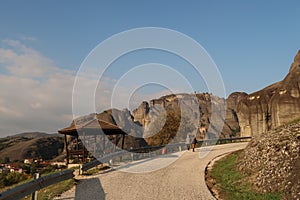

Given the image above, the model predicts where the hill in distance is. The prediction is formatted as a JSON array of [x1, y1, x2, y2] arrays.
[[2, 132, 61, 139], [0, 132, 64, 162]]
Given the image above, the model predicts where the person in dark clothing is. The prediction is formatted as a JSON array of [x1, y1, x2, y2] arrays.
[[191, 137, 197, 152]]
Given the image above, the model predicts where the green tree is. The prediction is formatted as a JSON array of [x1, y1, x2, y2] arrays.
[[0, 172, 28, 188], [3, 157, 10, 164]]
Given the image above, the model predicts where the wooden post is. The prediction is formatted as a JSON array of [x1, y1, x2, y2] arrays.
[[64, 134, 69, 165], [76, 135, 79, 150], [102, 136, 105, 155], [83, 132, 86, 163], [94, 135, 97, 158], [130, 147, 134, 161], [114, 135, 117, 152], [31, 173, 40, 200], [121, 134, 125, 149]]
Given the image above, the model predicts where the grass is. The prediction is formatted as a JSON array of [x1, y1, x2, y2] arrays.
[[82, 165, 110, 176], [23, 178, 76, 200], [285, 117, 300, 126], [210, 150, 282, 200]]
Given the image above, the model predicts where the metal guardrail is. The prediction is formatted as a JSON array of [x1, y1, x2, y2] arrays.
[[196, 136, 252, 146], [80, 150, 127, 172], [0, 169, 74, 200], [80, 136, 252, 173]]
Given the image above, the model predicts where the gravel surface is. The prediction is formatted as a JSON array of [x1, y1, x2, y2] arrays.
[[55, 142, 248, 200]]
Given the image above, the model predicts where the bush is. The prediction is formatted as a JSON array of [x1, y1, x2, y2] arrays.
[[0, 172, 29, 188]]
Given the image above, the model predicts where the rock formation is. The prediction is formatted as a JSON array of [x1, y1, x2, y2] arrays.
[[223, 92, 247, 137], [132, 93, 242, 140], [237, 50, 300, 136]]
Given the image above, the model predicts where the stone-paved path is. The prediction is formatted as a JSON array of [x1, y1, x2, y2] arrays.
[[54, 142, 248, 200]]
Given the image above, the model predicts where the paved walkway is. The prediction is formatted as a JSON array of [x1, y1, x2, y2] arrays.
[[54, 142, 248, 200]]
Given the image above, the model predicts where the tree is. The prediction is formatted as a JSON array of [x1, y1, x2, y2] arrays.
[[3, 157, 10, 164]]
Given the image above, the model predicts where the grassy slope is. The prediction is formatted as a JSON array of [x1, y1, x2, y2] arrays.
[[0, 136, 64, 162], [211, 151, 282, 200]]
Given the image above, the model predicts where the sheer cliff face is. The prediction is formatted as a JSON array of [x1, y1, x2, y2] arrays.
[[237, 50, 300, 137], [224, 92, 248, 136], [132, 93, 243, 139]]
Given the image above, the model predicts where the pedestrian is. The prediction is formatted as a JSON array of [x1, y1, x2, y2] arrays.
[[185, 135, 190, 151], [191, 137, 197, 152]]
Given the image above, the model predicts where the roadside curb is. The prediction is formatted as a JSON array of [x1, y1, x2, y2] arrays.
[[204, 152, 233, 200]]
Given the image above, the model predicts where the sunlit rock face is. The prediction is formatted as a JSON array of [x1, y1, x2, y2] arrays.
[[133, 92, 241, 140], [237, 50, 300, 137]]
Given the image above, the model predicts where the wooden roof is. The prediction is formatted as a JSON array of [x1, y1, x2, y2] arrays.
[[58, 118, 126, 136]]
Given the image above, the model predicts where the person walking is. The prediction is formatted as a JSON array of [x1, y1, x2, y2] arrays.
[[191, 137, 197, 152], [185, 135, 191, 151]]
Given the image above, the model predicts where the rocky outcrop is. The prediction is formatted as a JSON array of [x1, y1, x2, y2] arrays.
[[237, 122, 300, 199], [132, 101, 150, 126], [133, 92, 242, 140], [223, 92, 247, 137], [237, 50, 300, 136], [133, 93, 201, 145]]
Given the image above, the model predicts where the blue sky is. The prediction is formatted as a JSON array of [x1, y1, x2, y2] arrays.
[[0, 1, 300, 135]]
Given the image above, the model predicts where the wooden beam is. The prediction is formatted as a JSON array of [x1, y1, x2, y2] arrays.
[[76, 135, 79, 150], [64, 134, 69, 165], [121, 134, 125, 149], [83, 132, 86, 163], [94, 135, 96, 157], [102, 136, 105, 155], [114, 135, 117, 152]]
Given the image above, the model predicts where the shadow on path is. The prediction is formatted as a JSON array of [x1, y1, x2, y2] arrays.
[[75, 178, 105, 200]]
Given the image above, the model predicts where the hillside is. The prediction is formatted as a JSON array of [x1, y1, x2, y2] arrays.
[[0, 134, 64, 162], [237, 121, 300, 199], [10, 132, 61, 139]]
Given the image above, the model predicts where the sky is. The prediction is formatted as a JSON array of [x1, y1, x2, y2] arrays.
[[0, 1, 300, 136]]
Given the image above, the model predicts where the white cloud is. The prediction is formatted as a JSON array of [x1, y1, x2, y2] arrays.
[[0, 40, 76, 137], [30, 102, 42, 109], [0, 39, 57, 78], [0, 40, 185, 137]]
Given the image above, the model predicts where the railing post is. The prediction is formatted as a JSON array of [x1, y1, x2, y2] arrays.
[[130, 147, 134, 161], [31, 173, 40, 200], [79, 164, 83, 175]]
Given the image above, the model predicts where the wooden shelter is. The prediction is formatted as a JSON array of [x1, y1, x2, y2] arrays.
[[58, 119, 127, 164]]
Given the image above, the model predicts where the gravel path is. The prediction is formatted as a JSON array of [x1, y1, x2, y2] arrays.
[[55, 142, 248, 200]]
